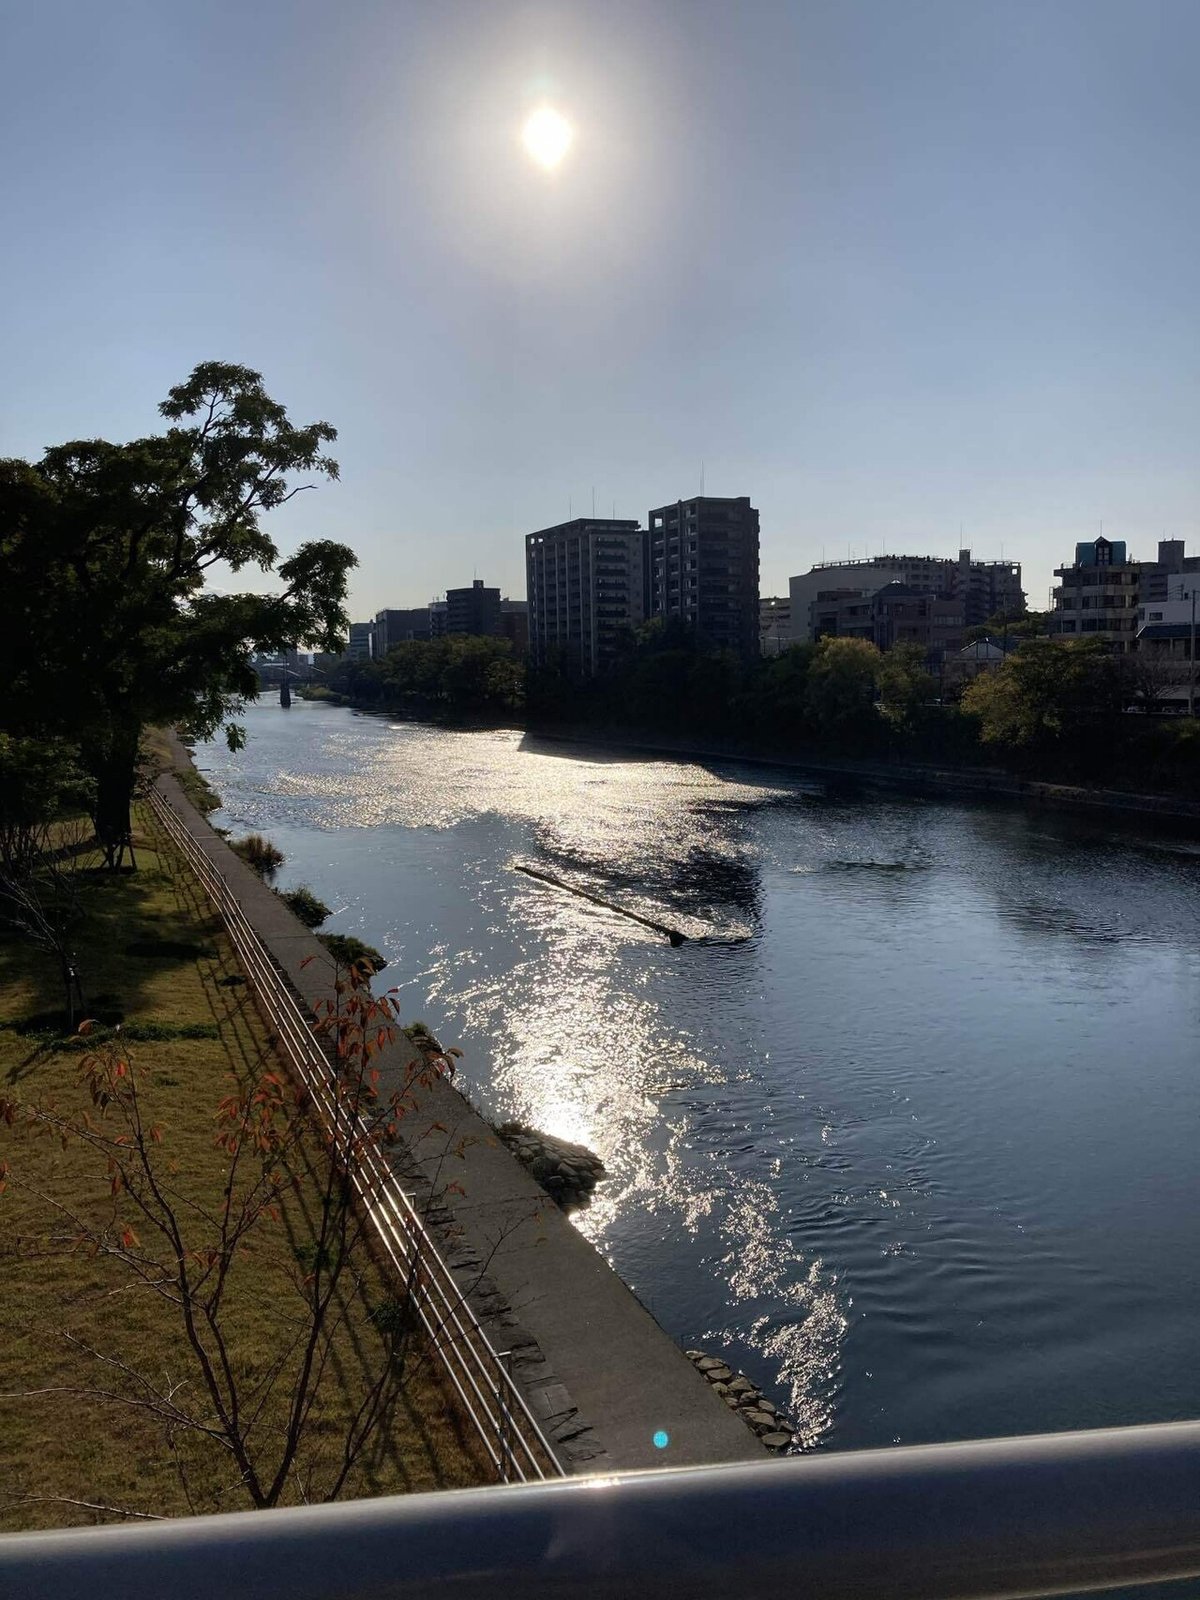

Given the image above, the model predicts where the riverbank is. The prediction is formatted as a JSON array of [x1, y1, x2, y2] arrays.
[[524, 724, 1200, 828], [0, 798, 488, 1528], [303, 690, 1200, 827], [159, 733, 767, 1474]]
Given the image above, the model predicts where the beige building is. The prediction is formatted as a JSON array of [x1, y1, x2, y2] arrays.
[[1049, 537, 1140, 652], [790, 549, 1022, 642]]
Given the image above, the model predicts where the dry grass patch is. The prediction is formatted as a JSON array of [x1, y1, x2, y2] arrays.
[[0, 803, 489, 1529]]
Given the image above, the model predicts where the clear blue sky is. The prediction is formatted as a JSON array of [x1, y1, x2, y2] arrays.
[[3, 0, 1199, 617]]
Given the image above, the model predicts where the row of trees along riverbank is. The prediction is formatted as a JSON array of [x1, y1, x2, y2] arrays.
[[317, 620, 1200, 798]]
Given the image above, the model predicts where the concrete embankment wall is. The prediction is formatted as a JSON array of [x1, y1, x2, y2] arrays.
[[155, 742, 764, 1475], [526, 726, 1200, 829]]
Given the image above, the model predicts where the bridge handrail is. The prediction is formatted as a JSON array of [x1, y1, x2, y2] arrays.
[[2, 1418, 1199, 1598]]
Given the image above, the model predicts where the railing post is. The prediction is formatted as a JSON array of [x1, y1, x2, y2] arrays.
[[496, 1349, 514, 1485]]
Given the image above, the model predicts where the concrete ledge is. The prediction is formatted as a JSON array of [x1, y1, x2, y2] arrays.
[[153, 743, 765, 1474]]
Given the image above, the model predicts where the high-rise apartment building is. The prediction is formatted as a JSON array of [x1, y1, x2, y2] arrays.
[[526, 518, 646, 676], [445, 580, 501, 637], [647, 496, 760, 658]]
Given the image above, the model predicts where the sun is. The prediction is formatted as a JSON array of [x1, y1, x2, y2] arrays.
[[522, 106, 573, 171]]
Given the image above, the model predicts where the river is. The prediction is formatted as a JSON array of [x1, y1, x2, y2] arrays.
[[198, 699, 1200, 1459]]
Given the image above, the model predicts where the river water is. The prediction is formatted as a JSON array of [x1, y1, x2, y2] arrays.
[[199, 700, 1200, 1459]]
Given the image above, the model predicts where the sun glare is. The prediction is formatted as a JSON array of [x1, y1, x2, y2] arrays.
[[522, 106, 573, 170]]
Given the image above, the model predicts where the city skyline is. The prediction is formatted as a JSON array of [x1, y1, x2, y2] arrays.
[[4, 1, 1200, 616]]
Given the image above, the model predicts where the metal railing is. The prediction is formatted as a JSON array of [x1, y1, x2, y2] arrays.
[[3, 1419, 1200, 1598], [147, 784, 563, 1484]]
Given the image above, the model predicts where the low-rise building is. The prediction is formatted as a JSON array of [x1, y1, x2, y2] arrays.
[[790, 549, 1023, 642], [347, 621, 375, 662], [1135, 574, 1199, 707], [872, 585, 965, 654], [374, 607, 432, 655], [944, 636, 1017, 689], [811, 582, 965, 659], [812, 587, 875, 642]]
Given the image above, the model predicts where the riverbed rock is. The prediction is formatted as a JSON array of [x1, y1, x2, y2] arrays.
[[494, 1121, 607, 1211], [683, 1348, 801, 1453]]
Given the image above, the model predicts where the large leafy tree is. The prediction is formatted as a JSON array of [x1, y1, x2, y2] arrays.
[[0, 363, 356, 865], [804, 636, 881, 744], [961, 638, 1125, 753]]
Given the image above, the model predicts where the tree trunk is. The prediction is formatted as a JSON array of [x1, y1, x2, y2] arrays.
[[91, 730, 140, 871], [58, 952, 86, 1032]]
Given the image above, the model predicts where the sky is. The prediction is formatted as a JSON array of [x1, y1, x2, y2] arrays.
[[3, 0, 1199, 618]]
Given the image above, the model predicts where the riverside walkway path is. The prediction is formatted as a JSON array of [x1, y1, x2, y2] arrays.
[[154, 742, 764, 1476]]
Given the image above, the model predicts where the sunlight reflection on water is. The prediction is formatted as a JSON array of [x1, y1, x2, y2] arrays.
[[200, 703, 1200, 1455]]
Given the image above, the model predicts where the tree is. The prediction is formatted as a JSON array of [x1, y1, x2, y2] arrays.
[[961, 638, 1124, 753], [964, 609, 1048, 645], [0, 364, 356, 867], [878, 643, 935, 732], [805, 637, 881, 744], [0, 964, 456, 1512], [0, 736, 96, 1026]]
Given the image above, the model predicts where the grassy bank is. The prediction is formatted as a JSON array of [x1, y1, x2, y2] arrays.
[[0, 801, 488, 1529]]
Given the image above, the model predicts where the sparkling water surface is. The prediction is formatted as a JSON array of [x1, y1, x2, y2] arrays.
[[198, 700, 1200, 1462]]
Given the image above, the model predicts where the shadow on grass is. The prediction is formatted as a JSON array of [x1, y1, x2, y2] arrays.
[[0, 811, 230, 1068]]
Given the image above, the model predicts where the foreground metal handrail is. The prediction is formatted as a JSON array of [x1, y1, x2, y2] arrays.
[[146, 784, 562, 1482], [3, 1420, 1199, 1598]]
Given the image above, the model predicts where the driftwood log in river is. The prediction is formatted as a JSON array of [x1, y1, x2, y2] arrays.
[[514, 862, 687, 946]]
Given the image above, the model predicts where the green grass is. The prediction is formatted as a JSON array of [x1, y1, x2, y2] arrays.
[[0, 802, 488, 1529]]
